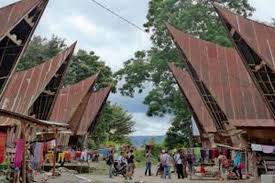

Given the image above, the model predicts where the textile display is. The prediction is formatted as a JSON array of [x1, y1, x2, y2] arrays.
[[14, 139, 25, 168], [0, 132, 7, 164], [251, 144, 275, 154], [32, 143, 44, 170]]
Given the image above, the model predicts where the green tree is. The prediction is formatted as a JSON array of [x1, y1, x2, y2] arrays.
[[115, 0, 254, 148], [91, 102, 135, 148], [18, 35, 66, 71]]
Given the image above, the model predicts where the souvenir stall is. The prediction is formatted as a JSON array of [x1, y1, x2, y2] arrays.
[[250, 144, 275, 176], [180, 144, 247, 181], [0, 109, 68, 183]]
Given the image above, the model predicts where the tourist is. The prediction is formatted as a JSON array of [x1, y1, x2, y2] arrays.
[[174, 149, 184, 179], [126, 150, 135, 180], [145, 150, 152, 176], [187, 152, 194, 177], [156, 150, 164, 176], [106, 149, 114, 178], [161, 150, 171, 179]]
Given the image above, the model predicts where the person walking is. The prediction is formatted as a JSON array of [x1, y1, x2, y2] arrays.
[[106, 150, 114, 178], [161, 150, 171, 179], [126, 150, 135, 180], [145, 150, 152, 176], [174, 149, 184, 179], [187, 152, 194, 178]]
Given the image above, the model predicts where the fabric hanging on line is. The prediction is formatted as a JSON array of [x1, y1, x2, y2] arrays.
[[262, 145, 275, 154], [14, 139, 25, 168], [251, 144, 262, 152], [32, 143, 44, 170], [0, 132, 7, 164]]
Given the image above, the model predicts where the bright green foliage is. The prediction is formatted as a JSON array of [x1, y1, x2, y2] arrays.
[[115, 0, 254, 148], [65, 49, 116, 91], [91, 102, 135, 148], [18, 35, 66, 71]]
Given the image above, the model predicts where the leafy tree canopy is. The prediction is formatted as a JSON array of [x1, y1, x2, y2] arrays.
[[115, 0, 254, 148]]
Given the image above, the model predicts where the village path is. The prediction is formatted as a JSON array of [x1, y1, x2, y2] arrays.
[[76, 166, 259, 183]]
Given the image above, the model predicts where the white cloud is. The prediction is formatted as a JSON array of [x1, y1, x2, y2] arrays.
[[131, 113, 172, 136], [68, 15, 98, 36]]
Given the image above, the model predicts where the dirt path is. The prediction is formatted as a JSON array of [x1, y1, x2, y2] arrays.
[[77, 166, 259, 183]]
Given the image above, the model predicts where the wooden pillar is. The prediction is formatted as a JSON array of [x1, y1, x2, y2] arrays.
[[52, 128, 57, 176]]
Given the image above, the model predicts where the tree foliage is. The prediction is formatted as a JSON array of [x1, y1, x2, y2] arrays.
[[90, 102, 135, 148], [18, 35, 134, 145], [115, 0, 254, 148]]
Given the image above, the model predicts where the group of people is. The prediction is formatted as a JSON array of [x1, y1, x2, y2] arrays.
[[106, 149, 135, 180], [145, 149, 194, 180]]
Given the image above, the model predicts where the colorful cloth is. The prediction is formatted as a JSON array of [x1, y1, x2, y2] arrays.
[[14, 139, 25, 168], [262, 145, 275, 154], [0, 132, 7, 164], [251, 144, 262, 152], [32, 143, 43, 170], [234, 152, 241, 167]]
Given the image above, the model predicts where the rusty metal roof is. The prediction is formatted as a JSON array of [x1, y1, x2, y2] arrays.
[[0, 0, 48, 98], [49, 74, 97, 123], [0, 43, 76, 126], [72, 85, 112, 136], [169, 63, 217, 133], [167, 24, 275, 127], [214, 4, 275, 71], [0, 0, 46, 39]]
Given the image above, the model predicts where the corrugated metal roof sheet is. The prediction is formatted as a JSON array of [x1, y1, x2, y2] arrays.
[[49, 74, 97, 123], [0, 0, 44, 39], [169, 63, 217, 133], [214, 4, 275, 71], [0, 0, 48, 98], [167, 24, 275, 127], [72, 85, 112, 136], [0, 43, 76, 126]]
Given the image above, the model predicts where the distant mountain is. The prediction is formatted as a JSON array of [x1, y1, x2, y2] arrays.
[[130, 136, 165, 147]]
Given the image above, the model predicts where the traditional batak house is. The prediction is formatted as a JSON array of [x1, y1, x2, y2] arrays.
[[49, 74, 97, 146], [0, 0, 48, 99], [214, 4, 275, 145], [166, 24, 275, 148], [0, 43, 76, 144], [68, 85, 112, 146], [169, 63, 218, 147]]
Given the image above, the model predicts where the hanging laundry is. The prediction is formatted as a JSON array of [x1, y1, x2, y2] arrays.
[[14, 139, 25, 168], [200, 149, 206, 161], [251, 144, 262, 152], [262, 145, 275, 154], [32, 143, 43, 170], [81, 150, 88, 161], [0, 132, 6, 164]]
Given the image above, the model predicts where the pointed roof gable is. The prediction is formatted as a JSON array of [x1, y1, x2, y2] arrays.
[[0, 0, 48, 98], [0, 0, 46, 39], [49, 74, 98, 123], [166, 24, 275, 127], [70, 85, 112, 136], [169, 63, 217, 133], [0, 43, 76, 126], [214, 4, 275, 71]]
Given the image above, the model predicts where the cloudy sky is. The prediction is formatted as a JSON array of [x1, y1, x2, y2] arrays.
[[0, 0, 274, 136]]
